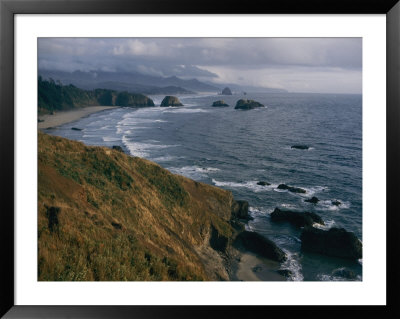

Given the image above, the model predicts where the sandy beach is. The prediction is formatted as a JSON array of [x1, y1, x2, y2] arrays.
[[38, 106, 116, 129], [230, 250, 286, 281]]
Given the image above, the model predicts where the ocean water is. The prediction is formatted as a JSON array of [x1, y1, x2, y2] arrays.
[[45, 92, 362, 281]]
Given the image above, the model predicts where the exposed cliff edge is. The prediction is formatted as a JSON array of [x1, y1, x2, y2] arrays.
[[38, 132, 284, 281]]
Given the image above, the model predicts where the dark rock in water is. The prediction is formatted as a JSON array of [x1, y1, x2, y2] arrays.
[[209, 224, 229, 253], [231, 200, 250, 220], [112, 145, 124, 153], [332, 200, 342, 206], [234, 99, 264, 110], [277, 184, 306, 194], [277, 269, 292, 278], [212, 100, 229, 107], [257, 181, 270, 186], [38, 119, 44, 123], [160, 96, 183, 107], [234, 231, 286, 262], [300, 227, 362, 260], [305, 196, 319, 204], [332, 267, 357, 280], [221, 87, 232, 95], [291, 145, 309, 150], [71, 127, 82, 131], [270, 207, 324, 228], [230, 219, 245, 232]]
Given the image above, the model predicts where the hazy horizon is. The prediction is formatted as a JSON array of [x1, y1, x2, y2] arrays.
[[38, 37, 362, 94]]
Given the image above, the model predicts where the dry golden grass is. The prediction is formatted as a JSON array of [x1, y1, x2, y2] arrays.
[[38, 131, 234, 281]]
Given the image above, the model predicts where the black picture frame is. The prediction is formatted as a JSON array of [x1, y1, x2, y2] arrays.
[[1, 0, 399, 318]]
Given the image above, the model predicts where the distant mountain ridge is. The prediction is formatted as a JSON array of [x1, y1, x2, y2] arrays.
[[39, 69, 221, 95]]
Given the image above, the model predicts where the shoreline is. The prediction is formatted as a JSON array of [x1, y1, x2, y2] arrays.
[[38, 106, 117, 129]]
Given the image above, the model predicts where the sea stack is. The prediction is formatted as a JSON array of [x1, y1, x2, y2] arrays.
[[160, 96, 183, 107], [212, 100, 229, 107], [234, 99, 264, 110], [221, 87, 233, 95]]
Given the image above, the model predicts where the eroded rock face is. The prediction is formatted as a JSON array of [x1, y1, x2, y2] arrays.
[[270, 208, 324, 228], [160, 96, 183, 107], [300, 227, 362, 260], [234, 231, 287, 262], [221, 87, 232, 95], [212, 100, 229, 107], [231, 200, 250, 220], [234, 99, 264, 110]]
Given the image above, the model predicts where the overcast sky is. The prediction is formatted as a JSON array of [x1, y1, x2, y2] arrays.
[[38, 38, 362, 94]]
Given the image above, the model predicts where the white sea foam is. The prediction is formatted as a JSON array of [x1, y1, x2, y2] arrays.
[[122, 135, 178, 158], [312, 219, 336, 230], [211, 179, 277, 192], [167, 166, 220, 179], [162, 108, 208, 114], [279, 249, 304, 281], [316, 199, 351, 211], [150, 155, 184, 163], [102, 136, 120, 142]]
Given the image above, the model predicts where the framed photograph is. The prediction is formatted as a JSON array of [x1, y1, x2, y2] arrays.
[[1, 0, 399, 317]]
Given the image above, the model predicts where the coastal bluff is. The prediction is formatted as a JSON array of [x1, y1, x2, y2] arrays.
[[38, 132, 282, 281]]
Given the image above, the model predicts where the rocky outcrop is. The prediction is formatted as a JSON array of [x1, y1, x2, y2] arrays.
[[212, 100, 229, 107], [160, 96, 183, 107], [277, 184, 306, 194], [221, 87, 232, 95], [305, 196, 319, 204], [291, 145, 309, 150], [234, 99, 264, 110], [257, 181, 270, 186], [233, 231, 286, 263], [116, 92, 155, 107], [300, 227, 362, 260], [270, 208, 324, 228], [231, 200, 250, 220], [112, 145, 124, 153], [332, 200, 341, 206]]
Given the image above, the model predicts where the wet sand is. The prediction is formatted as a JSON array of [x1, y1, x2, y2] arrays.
[[231, 250, 286, 281], [38, 106, 116, 129]]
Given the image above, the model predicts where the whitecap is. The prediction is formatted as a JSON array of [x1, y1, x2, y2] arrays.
[[211, 179, 277, 192], [102, 136, 120, 142], [312, 219, 336, 230], [122, 135, 179, 158], [279, 249, 304, 281], [162, 108, 208, 114], [317, 199, 351, 211], [168, 166, 220, 179]]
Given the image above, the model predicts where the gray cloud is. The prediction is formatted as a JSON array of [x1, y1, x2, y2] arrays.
[[38, 37, 362, 93]]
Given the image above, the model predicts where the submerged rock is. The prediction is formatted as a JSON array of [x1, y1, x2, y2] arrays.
[[270, 207, 324, 228], [332, 200, 342, 206], [71, 127, 82, 131], [234, 231, 286, 262], [300, 227, 362, 260], [212, 100, 229, 107], [221, 87, 232, 95], [160, 96, 183, 107], [277, 184, 306, 194], [231, 200, 250, 220], [234, 99, 264, 110], [291, 145, 309, 150], [305, 196, 319, 204], [257, 181, 270, 186]]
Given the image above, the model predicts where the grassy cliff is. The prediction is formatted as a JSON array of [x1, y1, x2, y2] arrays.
[[38, 132, 235, 281], [38, 77, 154, 115]]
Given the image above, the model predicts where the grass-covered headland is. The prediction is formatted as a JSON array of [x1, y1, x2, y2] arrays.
[[38, 132, 237, 281]]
